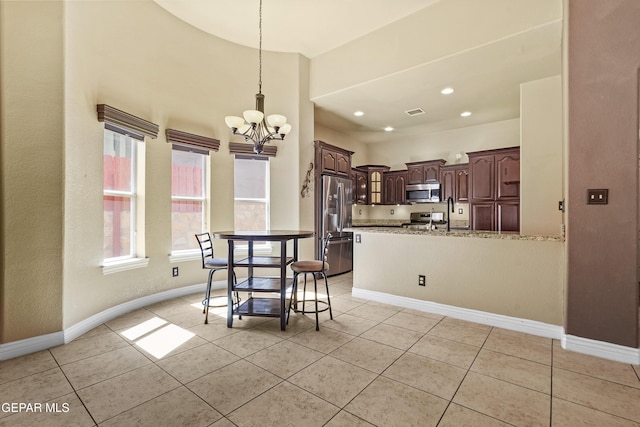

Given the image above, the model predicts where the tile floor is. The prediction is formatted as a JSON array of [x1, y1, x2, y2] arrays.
[[1, 272, 640, 426]]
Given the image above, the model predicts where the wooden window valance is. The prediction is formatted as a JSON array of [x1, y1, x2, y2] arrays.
[[97, 104, 159, 140], [228, 142, 277, 158], [166, 129, 220, 153]]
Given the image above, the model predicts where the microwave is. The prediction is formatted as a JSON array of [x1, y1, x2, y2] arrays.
[[406, 182, 441, 203]]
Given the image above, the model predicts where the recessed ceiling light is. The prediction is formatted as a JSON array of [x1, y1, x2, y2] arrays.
[[460, 111, 472, 117], [353, 111, 364, 117], [441, 87, 454, 95], [384, 126, 394, 132]]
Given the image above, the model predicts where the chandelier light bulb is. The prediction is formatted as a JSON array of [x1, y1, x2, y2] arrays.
[[278, 123, 292, 135], [243, 110, 264, 125], [225, 116, 245, 130], [267, 114, 287, 128]]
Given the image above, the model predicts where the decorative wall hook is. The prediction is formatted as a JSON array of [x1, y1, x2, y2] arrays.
[[301, 162, 314, 198]]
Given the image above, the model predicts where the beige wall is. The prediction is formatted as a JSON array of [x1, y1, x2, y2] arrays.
[[367, 119, 520, 169], [0, 0, 310, 341], [520, 75, 564, 236], [61, 0, 308, 328], [353, 231, 564, 325], [314, 123, 369, 167], [0, 1, 65, 342]]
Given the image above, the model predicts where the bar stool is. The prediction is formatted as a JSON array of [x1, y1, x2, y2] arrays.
[[195, 232, 238, 324], [288, 233, 333, 330]]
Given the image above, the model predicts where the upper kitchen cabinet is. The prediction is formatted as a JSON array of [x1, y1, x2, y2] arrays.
[[440, 164, 469, 203], [468, 147, 520, 232], [405, 160, 446, 184], [496, 150, 520, 200], [469, 154, 495, 201], [351, 168, 368, 205], [315, 140, 353, 177], [383, 170, 407, 205], [355, 165, 390, 205]]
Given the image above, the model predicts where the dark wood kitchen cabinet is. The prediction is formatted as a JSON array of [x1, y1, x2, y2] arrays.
[[497, 201, 520, 232], [468, 147, 520, 232], [440, 164, 469, 203], [469, 154, 495, 201], [383, 170, 407, 205], [351, 168, 368, 205], [496, 150, 520, 200], [315, 140, 353, 177], [405, 159, 446, 184], [471, 202, 495, 231], [354, 165, 390, 205]]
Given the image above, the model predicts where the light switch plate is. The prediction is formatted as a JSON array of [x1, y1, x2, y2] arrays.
[[586, 189, 608, 205]]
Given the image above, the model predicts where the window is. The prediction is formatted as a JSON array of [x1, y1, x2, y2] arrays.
[[103, 129, 137, 260], [171, 148, 207, 252], [234, 156, 270, 248]]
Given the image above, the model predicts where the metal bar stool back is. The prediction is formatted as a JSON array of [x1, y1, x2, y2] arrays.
[[288, 233, 333, 330], [195, 232, 237, 324]]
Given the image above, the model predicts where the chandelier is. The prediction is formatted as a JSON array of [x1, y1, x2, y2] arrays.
[[224, 0, 291, 154]]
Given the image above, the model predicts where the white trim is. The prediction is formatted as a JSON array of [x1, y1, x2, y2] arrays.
[[0, 280, 227, 361], [102, 257, 149, 275], [563, 334, 640, 365], [0, 332, 64, 361], [169, 250, 201, 263], [352, 287, 640, 365]]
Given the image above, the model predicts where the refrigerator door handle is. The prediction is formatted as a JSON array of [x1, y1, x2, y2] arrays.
[[337, 182, 343, 232]]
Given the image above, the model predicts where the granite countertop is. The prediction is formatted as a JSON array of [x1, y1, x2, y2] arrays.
[[352, 218, 470, 229], [351, 219, 407, 227], [347, 226, 564, 242]]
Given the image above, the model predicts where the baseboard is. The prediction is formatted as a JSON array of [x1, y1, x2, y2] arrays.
[[0, 281, 226, 361], [352, 287, 564, 340], [0, 331, 65, 361], [352, 287, 639, 364], [563, 334, 640, 365]]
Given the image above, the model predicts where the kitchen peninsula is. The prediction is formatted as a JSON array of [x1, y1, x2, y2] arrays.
[[349, 226, 564, 337]]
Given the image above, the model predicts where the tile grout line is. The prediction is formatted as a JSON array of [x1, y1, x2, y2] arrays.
[[47, 348, 100, 427]]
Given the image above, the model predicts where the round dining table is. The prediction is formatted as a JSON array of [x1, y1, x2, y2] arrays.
[[211, 230, 314, 330]]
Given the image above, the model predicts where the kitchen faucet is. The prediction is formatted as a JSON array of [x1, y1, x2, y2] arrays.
[[447, 196, 454, 232], [429, 207, 433, 230]]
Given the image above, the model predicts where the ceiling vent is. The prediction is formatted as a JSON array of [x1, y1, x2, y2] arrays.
[[405, 108, 425, 117]]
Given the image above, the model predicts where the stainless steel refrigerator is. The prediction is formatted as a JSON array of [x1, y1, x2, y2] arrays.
[[320, 175, 353, 276]]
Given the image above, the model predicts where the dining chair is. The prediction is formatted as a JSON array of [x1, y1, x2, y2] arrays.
[[287, 233, 333, 330], [195, 232, 238, 324]]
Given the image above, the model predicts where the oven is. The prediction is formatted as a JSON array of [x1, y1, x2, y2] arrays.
[[405, 182, 441, 203], [403, 211, 446, 230]]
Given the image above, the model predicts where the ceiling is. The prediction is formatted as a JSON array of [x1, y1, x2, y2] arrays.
[[154, 0, 562, 143]]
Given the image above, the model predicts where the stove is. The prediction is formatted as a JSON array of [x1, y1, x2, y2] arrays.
[[403, 211, 447, 230]]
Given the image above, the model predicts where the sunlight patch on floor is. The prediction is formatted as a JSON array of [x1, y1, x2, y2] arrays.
[[135, 324, 196, 359], [120, 317, 168, 341]]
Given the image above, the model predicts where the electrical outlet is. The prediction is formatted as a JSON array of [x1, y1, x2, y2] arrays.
[[172, 267, 179, 277], [390, 209, 394, 215], [458, 208, 463, 214], [355, 234, 361, 243], [418, 275, 426, 286]]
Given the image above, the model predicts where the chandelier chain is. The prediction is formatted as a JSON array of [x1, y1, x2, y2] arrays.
[[224, 0, 291, 154]]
